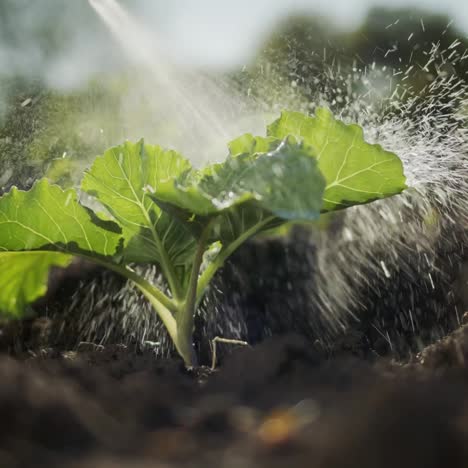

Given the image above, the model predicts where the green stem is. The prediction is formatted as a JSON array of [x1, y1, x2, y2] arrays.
[[195, 215, 275, 303], [142, 291, 178, 348], [84, 255, 178, 315], [175, 222, 213, 368], [75, 253, 179, 347]]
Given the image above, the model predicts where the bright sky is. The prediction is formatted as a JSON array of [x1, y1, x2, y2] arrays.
[[133, 0, 468, 67]]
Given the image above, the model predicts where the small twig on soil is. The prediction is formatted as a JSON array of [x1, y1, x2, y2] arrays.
[[210, 337, 249, 371], [77, 342, 105, 352]]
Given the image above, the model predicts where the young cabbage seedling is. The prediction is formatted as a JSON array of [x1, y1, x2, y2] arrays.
[[0, 108, 406, 367]]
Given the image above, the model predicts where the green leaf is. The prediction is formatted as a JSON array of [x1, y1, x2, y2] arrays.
[[0, 251, 72, 317], [81, 140, 196, 262], [152, 140, 326, 221], [267, 108, 407, 211], [81, 140, 197, 296], [0, 179, 121, 316], [228, 133, 281, 156], [0, 179, 120, 255]]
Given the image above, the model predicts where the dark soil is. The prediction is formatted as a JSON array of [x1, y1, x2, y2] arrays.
[[2, 327, 468, 467]]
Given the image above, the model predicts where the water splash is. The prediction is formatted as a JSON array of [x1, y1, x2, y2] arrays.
[[221, 42, 468, 352], [292, 41, 468, 349]]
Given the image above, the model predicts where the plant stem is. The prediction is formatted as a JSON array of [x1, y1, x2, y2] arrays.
[[80, 252, 199, 366], [195, 215, 275, 303], [142, 291, 178, 349], [83, 254, 179, 343], [175, 222, 213, 368], [86, 255, 178, 315]]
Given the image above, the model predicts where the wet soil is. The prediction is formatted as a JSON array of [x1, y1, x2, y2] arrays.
[[2, 326, 468, 467]]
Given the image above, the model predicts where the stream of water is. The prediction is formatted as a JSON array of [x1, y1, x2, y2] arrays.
[[88, 0, 268, 165]]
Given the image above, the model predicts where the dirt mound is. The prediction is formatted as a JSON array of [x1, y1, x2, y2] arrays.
[[1, 331, 468, 467]]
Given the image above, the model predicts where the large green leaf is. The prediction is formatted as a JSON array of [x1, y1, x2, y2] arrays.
[[267, 108, 407, 211], [81, 141, 196, 267], [0, 179, 120, 254], [152, 140, 326, 221], [0, 179, 121, 316]]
